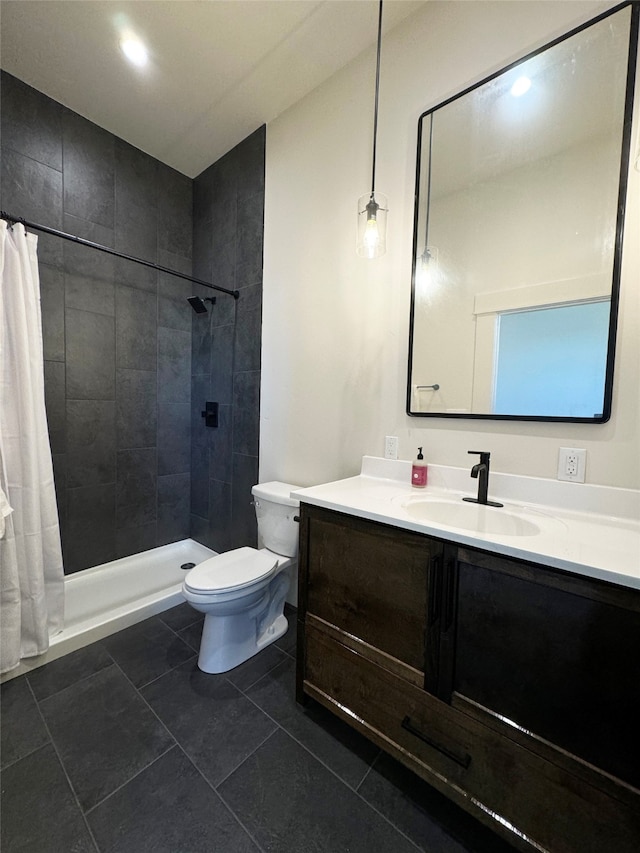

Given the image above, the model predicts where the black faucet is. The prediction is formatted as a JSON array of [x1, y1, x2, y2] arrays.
[[462, 451, 503, 507]]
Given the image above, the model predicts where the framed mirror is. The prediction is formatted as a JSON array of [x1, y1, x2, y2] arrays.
[[407, 2, 638, 422]]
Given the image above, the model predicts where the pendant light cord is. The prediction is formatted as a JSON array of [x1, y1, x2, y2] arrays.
[[370, 0, 383, 199]]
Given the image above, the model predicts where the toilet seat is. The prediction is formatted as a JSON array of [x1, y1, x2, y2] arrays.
[[184, 547, 278, 595]]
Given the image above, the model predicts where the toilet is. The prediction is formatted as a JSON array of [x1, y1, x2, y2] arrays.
[[182, 481, 300, 673]]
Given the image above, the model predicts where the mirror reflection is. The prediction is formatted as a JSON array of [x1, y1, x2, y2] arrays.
[[408, 4, 635, 422]]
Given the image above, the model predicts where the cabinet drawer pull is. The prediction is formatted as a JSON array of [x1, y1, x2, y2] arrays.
[[401, 716, 471, 769]]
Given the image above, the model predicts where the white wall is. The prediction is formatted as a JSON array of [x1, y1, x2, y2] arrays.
[[261, 0, 640, 490]]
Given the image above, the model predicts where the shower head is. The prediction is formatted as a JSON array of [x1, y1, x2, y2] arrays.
[[188, 296, 216, 314]]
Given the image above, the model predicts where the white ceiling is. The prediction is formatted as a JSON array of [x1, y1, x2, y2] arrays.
[[0, 0, 425, 177]]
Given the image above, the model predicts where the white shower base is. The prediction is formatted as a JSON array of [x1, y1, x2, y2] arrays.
[[1, 538, 216, 683]]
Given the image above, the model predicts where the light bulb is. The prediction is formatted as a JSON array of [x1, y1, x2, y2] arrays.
[[364, 216, 380, 257], [357, 192, 387, 258]]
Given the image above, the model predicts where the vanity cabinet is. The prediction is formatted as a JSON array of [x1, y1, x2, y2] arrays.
[[296, 504, 640, 853]]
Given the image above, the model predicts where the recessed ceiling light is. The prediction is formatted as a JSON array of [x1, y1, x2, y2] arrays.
[[510, 76, 532, 97], [120, 36, 148, 68]]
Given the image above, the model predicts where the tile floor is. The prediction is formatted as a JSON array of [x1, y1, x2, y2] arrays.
[[1, 603, 518, 853]]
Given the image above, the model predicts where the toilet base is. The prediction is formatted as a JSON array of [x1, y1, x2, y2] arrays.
[[197, 606, 288, 674]]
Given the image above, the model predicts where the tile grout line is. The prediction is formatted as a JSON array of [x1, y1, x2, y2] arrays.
[[106, 627, 272, 853], [355, 749, 379, 793], [230, 663, 425, 852], [31, 653, 117, 706], [136, 649, 198, 690], [84, 742, 178, 816], [25, 677, 101, 853], [211, 725, 279, 792], [174, 734, 273, 853], [0, 738, 54, 773]]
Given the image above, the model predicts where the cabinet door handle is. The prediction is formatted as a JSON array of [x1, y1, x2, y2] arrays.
[[429, 553, 442, 622], [401, 716, 471, 769], [443, 559, 456, 634]]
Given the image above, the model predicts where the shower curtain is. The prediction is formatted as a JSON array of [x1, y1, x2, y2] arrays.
[[0, 220, 64, 674]]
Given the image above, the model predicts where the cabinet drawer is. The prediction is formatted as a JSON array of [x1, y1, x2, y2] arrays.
[[304, 624, 640, 853]]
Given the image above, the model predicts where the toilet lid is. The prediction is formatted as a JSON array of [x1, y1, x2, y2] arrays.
[[184, 547, 278, 594]]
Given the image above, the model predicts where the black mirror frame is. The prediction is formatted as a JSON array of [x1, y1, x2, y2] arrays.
[[406, 1, 639, 424]]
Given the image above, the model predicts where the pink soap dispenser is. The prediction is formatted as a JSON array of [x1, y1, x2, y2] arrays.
[[411, 447, 427, 488]]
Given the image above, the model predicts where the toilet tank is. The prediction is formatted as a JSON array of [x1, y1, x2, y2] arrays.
[[252, 481, 301, 557]]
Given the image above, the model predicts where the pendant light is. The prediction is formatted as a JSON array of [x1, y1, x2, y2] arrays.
[[357, 0, 388, 258]]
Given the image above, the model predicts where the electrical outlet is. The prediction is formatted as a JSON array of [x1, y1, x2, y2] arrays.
[[557, 447, 586, 483], [384, 436, 399, 460]]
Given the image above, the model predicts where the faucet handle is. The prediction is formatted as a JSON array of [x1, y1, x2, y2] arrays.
[[467, 450, 491, 466]]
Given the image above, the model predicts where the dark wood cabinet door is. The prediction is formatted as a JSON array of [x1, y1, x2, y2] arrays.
[[300, 505, 440, 675], [451, 548, 640, 790]]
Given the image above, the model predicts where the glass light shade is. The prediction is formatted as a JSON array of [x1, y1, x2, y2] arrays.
[[357, 192, 388, 258]]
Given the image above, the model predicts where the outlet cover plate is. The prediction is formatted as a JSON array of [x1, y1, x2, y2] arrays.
[[558, 447, 586, 483], [384, 436, 399, 460]]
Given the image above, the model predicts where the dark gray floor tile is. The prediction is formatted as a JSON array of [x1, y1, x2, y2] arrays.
[[225, 643, 289, 693], [0, 744, 96, 853], [178, 618, 204, 652], [218, 728, 417, 853], [158, 602, 203, 633], [39, 664, 174, 811], [0, 676, 49, 770], [358, 752, 518, 853], [101, 616, 195, 688], [87, 746, 259, 853], [247, 657, 378, 789], [141, 659, 277, 787], [27, 642, 113, 701]]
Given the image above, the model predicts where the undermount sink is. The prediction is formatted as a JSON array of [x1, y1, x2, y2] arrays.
[[400, 497, 544, 536]]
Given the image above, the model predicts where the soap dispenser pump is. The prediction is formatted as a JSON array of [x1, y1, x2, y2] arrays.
[[412, 447, 427, 488]]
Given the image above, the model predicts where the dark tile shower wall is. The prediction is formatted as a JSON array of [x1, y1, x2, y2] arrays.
[[0, 72, 193, 572], [191, 127, 265, 552]]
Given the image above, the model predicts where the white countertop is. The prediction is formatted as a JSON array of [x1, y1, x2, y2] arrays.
[[292, 457, 640, 591]]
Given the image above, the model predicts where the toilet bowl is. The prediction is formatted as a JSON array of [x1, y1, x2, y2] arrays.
[[182, 482, 300, 673]]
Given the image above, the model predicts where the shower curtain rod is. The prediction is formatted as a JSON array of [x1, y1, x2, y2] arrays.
[[1, 211, 240, 300]]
